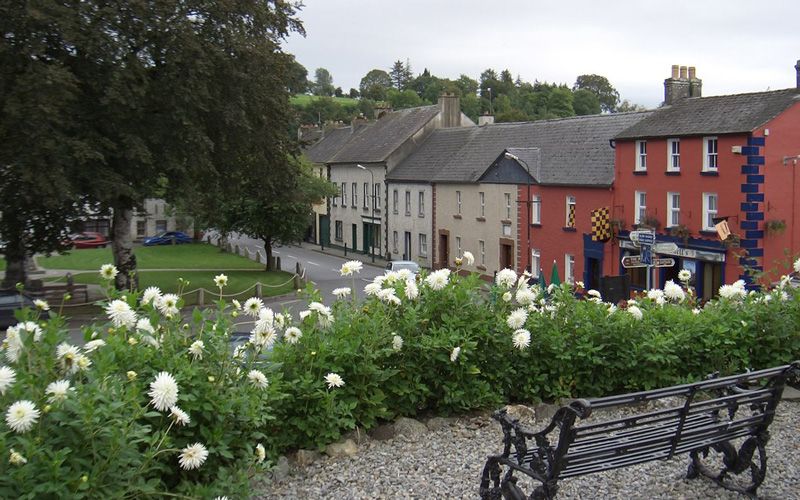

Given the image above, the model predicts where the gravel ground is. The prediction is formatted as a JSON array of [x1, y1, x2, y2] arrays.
[[255, 400, 799, 499]]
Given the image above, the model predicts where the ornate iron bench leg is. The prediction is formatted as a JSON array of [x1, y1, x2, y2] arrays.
[[685, 433, 769, 497], [480, 456, 503, 500]]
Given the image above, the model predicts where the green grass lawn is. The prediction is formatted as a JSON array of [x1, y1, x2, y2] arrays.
[[70, 269, 295, 305], [37, 243, 264, 270], [290, 94, 359, 107]]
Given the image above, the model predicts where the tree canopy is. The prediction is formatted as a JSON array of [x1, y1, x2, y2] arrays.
[[359, 69, 393, 101], [573, 74, 620, 113], [312, 67, 335, 97]]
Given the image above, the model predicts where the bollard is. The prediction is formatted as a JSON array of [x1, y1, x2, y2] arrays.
[[256, 282, 262, 297], [255, 250, 261, 264], [198, 288, 204, 306], [344, 243, 347, 256], [276, 256, 281, 271]]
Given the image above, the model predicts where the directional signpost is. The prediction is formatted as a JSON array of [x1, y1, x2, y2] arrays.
[[625, 230, 680, 289]]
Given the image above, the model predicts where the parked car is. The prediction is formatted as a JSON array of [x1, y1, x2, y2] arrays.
[[0, 291, 35, 328], [385, 260, 421, 275], [69, 232, 109, 249], [143, 231, 193, 246]]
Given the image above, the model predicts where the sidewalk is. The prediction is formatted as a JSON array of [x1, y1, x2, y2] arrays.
[[298, 241, 389, 270]]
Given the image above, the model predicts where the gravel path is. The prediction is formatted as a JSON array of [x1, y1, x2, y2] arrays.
[[255, 399, 799, 499]]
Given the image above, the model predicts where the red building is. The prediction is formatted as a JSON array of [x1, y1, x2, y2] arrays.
[[612, 64, 800, 299]]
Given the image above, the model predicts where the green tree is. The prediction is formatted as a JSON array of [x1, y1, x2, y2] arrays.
[[387, 89, 423, 109], [454, 74, 479, 98], [573, 74, 620, 113], [359, 69, 392, 101], [313, 67, 335, 97], [573, 89, 602, 115], [286, 56, 309, 94], [389, 59, 413, 90], [617, 99, 649, 112]]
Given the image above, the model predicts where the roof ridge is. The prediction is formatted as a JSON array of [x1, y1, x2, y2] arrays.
[[679, 87, 799, 102]]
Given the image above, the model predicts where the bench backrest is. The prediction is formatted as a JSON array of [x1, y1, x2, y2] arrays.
[[547, 362, 799, 480]]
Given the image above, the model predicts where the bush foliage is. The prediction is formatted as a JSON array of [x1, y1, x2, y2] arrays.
[[2, 263, 799, 496]]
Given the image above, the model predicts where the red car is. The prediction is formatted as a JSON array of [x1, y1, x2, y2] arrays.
[[69, 232, 109, 249]]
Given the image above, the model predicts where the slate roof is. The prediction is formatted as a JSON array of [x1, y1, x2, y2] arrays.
[[388, 111, 653, 186], [305, 127, 361, 164], [328, 105, 441, 164], [616, 88, 800, 139]]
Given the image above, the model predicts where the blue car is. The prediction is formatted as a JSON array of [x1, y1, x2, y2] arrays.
[[142, 231, 193, 246]]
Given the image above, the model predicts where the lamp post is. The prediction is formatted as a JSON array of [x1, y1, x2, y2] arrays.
[[505, 151, 532, 273], [356, 164, 376, 263]]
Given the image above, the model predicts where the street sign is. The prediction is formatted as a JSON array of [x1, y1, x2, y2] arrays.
[[637, 231, 655, 246], [653, 242, 678, 254], [640, 246, 652, 265], [621, 255, 647, 268], [653, 258, 676, 267]]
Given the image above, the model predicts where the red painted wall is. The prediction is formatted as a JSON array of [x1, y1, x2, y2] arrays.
[[760, 102, 800, 281], [518, 184, 614, 282]]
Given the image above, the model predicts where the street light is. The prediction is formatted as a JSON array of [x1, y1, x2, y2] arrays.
[[505, 151, 533, 274], [356, 164, 376, 263]]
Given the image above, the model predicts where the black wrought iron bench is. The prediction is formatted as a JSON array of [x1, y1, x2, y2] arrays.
[[480, 361, 800, 499]]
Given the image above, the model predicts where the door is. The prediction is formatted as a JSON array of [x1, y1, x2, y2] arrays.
[[404, 232, 411, 260], [500, 243, 513, 270], [440, 234, 449, 268], [363, 222, 370, 256], [352, 224, 357, 253], [319, 215, 330, 246], [586, 257, 601, 290]]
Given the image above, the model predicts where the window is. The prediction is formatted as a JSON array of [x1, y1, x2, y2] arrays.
[[565, 254, 575, 284], [405, 191, 411, 215], [703, 193, 718, 230], [334, 221, 343, 241], [635, 140, 647, 171], [363, 183, 369, 208], [479, 192, 485, 217], [136, 220, 146, 237], [531, 195, 541, 224], [667, 192, 680, 227], [634, 191, 646, 224], [352, 183, 357, 208], [341, 182, 347, 207], [374, 183, 381, 209], [156, 220, 167, 232], [704, 137, 718, 172], [371, 224, 380, 248], [332, 186, 337, 206], [565, 195, 576, 228], [418, 233, 427, 256], [392, 231, 398, 253], [456, 190, 462, 214], [667, 138, 680, 172], [531, 249, 541, 277], [504, 193, 511, 219], [456, 236, 462, 257], [479, 240, 485, 265], [392, 189, 398, 214], [418, 191, 425, 217]]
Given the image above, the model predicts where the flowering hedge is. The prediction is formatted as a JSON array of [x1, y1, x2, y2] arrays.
[[2, 259, 799, 496]]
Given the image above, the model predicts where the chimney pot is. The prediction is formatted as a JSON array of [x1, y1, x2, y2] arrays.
[[671, 65, 680, 79], [679, 66, 688, 79], [688, 66, 696, 80], [795, 59, 800, 88]]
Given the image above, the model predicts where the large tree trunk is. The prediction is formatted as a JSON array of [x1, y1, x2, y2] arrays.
[[111, 205, 138, 291], [218, 231, 229, 252], [1, 234, 27, 290], [263, 236, 273, 271]]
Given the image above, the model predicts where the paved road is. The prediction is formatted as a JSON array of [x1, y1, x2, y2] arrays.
[[206, 232, 384, 311]]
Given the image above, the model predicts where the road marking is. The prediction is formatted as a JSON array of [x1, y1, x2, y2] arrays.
[[287, 254, 297, 259], [307, 261, 320, 266]]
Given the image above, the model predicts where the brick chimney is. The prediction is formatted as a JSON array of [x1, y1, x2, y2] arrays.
[[795, 59, 800, 88], [478, 113, 495, 126], [664, 65, 702, 105], [438, 93, 462, 128]]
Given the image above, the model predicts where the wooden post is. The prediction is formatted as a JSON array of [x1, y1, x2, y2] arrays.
[[256, 282, 262, 297], [198, 288, 205, 306]]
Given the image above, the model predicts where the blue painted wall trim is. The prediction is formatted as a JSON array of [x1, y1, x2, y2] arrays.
[[740, 221, 759, 230], [739, 239, 759, 249], [741, 202, 759, 212], [741, 146, 760, 155], [739, 257, 758, 266], [748, 248, 764, 257], [746, 174, 765, 184], [747, 137, 765, 146], [746, 193, 765, 202], [745, 212, 764, 221], [747, 156, 765, 165], [741, 183, 759, 193], [741, 165, 760, 175], [745, 230, 764, 239]]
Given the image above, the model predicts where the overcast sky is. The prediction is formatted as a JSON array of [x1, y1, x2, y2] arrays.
[[282, 0, 799, 108]]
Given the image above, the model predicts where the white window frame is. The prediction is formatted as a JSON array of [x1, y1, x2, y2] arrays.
[[504, 193, 511, 219], [393, 231, 398, 253], [456, 236, 462, 257], [531, 194, 541, 224], [565, 254, 575, 284], [418, 191, 425, 217], [634, 191, 646, 224], [479, 240, 485, 265], [392, 189, 398, 214], [405, 191, 411, 216], [703, 137, 718, 172], [341, 182, 347, 207], [374, 183, 381, 210], [418, 233, 427, 257], [363, 183, 369, 208], [334, 220, 343, 241], [703, 193, 718, 231], [667, 138, 680, 172], [456, 190, 462, 214], [667, 192, 680, 227], [351, 183, 358, 209], [565, 195, 576, 227], [479, 191, 485, 217], [531, 249, 541, 278], [635, 140, 647, 171]]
